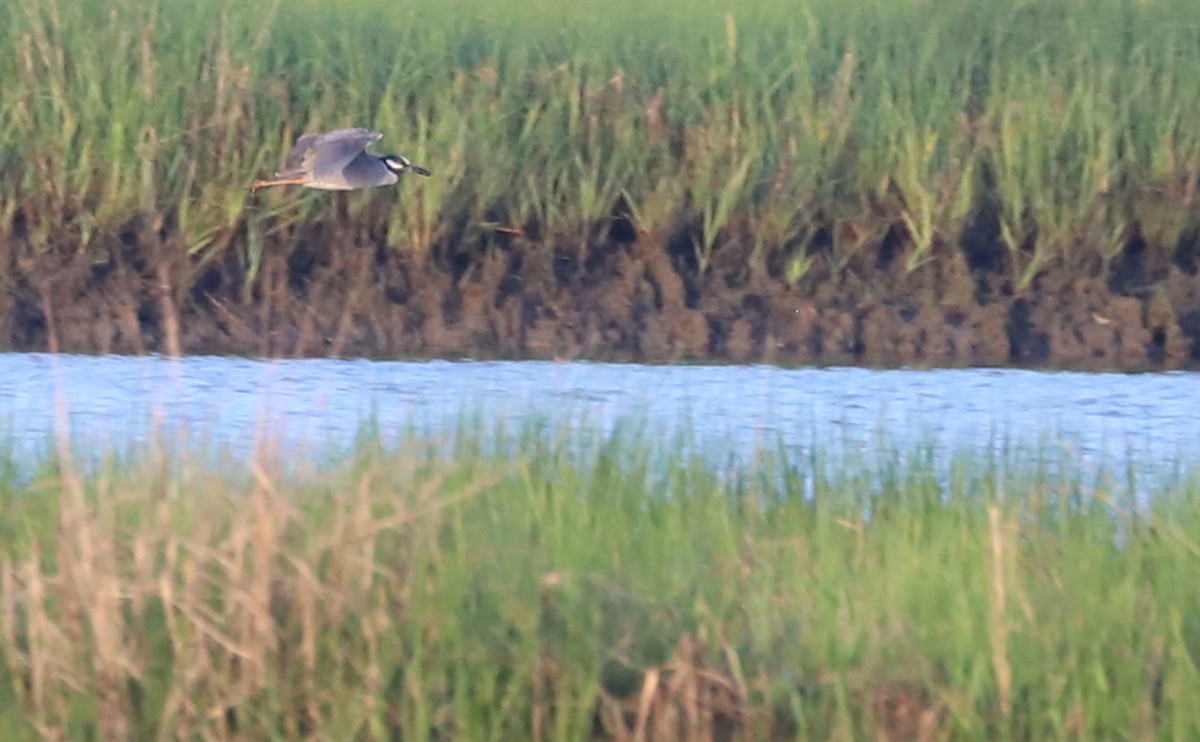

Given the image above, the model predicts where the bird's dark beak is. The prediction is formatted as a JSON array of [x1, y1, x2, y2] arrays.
[[410, 163, 431, 177]]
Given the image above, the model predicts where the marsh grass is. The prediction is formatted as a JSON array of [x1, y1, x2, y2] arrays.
[[1, 420, 1199, 739], [5, 0, 1200, 296]]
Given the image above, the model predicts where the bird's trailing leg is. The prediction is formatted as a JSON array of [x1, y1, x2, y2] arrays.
[[249, 177, 307, 193]]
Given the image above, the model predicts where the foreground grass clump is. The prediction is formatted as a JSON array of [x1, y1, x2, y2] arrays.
[[4, 0, 1200, 293], [2, 425, 1200, 740]]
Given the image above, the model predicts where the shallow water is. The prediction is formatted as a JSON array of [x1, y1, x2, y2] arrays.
[[1, 353, 1198, 479]]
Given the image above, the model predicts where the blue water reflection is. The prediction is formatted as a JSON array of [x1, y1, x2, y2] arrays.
[[0, 354, 1197, 480]]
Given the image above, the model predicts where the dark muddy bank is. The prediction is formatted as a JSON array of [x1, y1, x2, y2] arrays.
[[4, 209, 1200, 370]]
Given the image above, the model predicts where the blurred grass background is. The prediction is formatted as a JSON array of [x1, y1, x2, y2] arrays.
[[2, 420, 1200, 739], [5, 0, 1200, 294]]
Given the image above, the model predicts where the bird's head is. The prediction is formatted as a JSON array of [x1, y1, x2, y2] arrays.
[[383, 154, 431, 177]]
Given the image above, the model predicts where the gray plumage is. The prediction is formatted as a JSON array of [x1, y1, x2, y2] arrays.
[[251, 127, 430, 192]]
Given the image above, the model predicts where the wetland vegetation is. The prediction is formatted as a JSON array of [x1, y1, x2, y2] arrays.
[[6, 3, 1199, 734], [2, 421, 1200, 740], [4, 0, 1200, 365]]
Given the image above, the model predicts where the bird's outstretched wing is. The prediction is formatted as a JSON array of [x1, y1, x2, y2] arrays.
[[276, 128, 384, 178]]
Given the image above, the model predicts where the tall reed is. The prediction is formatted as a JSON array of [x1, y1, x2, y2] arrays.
[[3, 0, 1200, 293]]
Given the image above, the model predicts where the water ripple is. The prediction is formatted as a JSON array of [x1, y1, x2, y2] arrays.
[[0, 354, 1196, 478]]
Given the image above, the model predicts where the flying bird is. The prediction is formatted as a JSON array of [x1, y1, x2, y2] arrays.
[[250, 127, 430, 192]]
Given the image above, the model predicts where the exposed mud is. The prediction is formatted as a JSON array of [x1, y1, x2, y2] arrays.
[[4, 206, 1200, 370]]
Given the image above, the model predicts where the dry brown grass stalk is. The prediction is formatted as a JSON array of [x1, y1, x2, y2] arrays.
[[988, 506, 1012, 720]]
